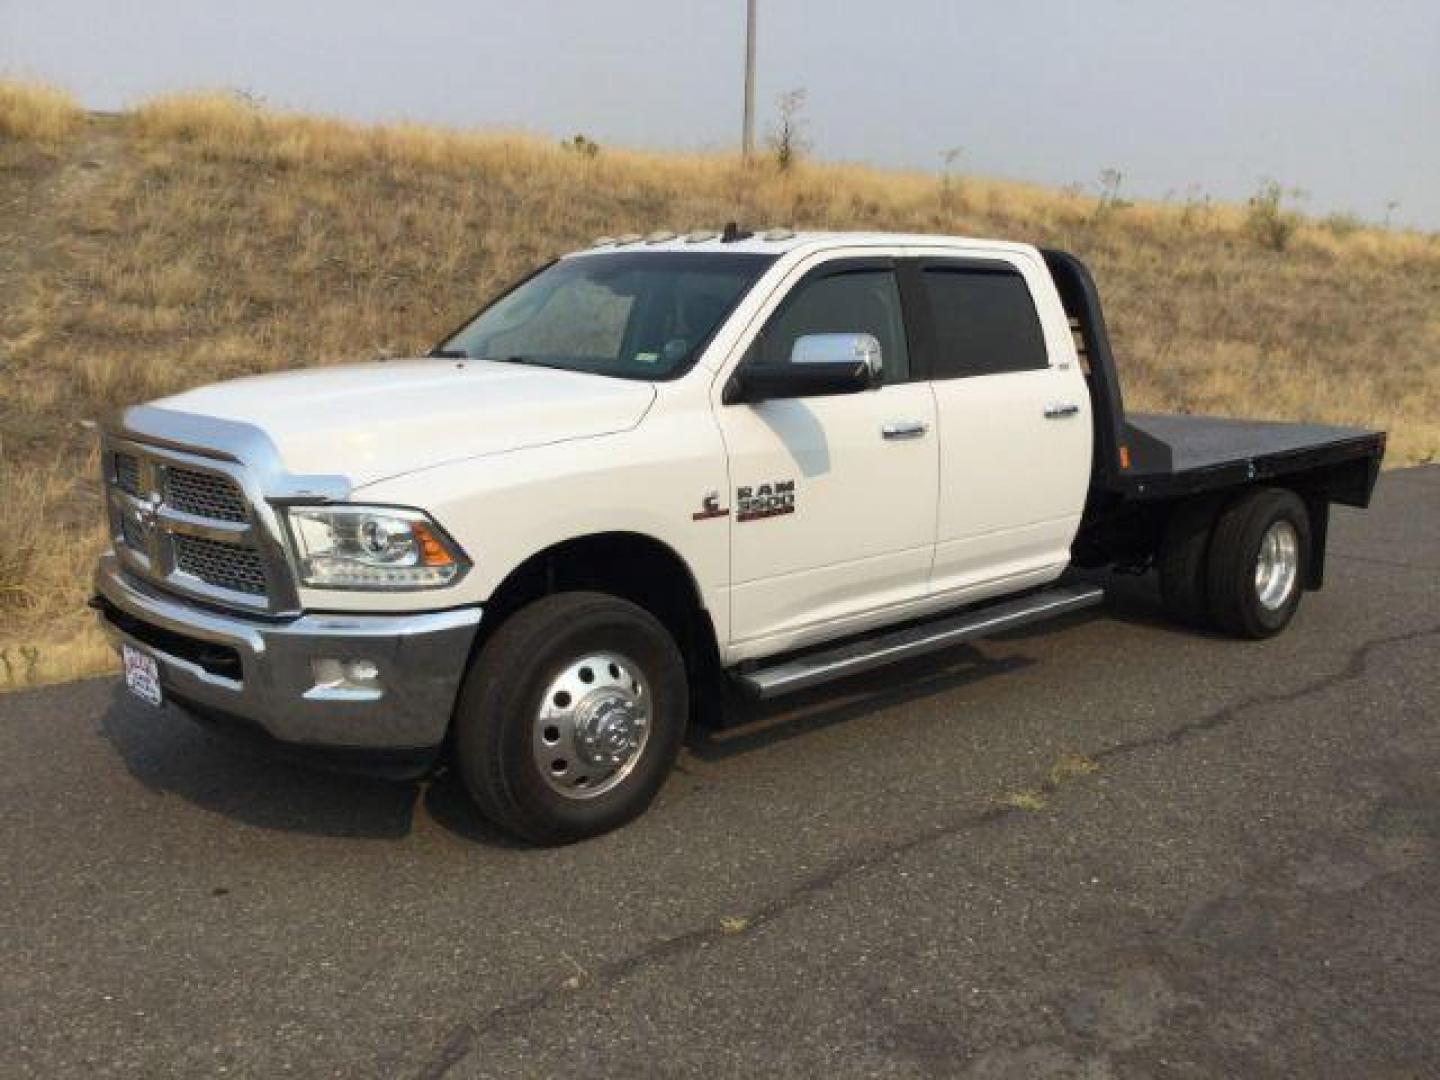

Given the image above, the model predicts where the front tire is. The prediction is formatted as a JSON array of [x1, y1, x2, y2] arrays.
[[1205, 487, 1311, 639], [454, 592, 687, 844]]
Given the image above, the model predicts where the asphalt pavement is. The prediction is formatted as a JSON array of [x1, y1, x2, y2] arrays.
[[3, 467, 1437, 1078]]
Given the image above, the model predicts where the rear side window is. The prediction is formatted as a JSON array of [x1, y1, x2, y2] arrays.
[[922, 265, 1048, 378]]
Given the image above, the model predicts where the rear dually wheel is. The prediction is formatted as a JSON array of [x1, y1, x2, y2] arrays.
[[1205, 487, 1311, 639], [1157, 493, 1223, 629]]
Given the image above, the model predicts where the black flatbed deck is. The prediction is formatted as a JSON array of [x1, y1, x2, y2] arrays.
[[1118, 412, 1386, 503], [1129, 413, 1375, 472]]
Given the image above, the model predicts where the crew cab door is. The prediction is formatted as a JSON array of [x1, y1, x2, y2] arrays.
[[714, 256, 938, 657], [908, 251, 1092, 598]]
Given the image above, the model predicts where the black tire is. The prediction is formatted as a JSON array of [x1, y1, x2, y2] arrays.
[[1158, 494, 1223, 628], [453, 591, 687, 845], [1205, 487, 1311, 639]]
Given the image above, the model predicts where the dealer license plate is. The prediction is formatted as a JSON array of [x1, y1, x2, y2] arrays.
[[122, 644, 163, 707]]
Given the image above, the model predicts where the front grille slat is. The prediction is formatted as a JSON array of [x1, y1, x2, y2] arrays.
[[173, 534, 268, 596], [114, 452, 142, 496], [120, 513, 150, 552], [165, 467, 248, 522]]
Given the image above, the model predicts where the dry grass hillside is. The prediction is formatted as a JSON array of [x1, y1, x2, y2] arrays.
[[2, 81, 1438, 688]]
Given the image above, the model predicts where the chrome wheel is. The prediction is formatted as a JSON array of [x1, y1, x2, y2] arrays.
[[532, 652, 650, 799], [1254, 519, 1299, 610]]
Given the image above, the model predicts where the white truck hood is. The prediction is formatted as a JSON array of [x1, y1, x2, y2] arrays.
[[155, 359, 656, 486]]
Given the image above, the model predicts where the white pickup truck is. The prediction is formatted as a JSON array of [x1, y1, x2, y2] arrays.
[[94, 228, 1385, 843]]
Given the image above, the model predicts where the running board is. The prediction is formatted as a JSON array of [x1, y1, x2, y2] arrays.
[[735, 583, 1105, 699]]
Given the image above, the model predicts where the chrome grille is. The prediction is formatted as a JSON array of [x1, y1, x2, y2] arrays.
[[114, 452, 142, 497], [104, 438, 293, 612], [166, 467, 248, 522], [174, 534, 268, 596]]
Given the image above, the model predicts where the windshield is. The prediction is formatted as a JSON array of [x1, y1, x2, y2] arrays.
[[437, 252, 776, 380]]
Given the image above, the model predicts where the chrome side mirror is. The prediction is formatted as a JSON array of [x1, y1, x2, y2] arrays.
[[723, 331, 883, 405], [789, 333, 883, 382]]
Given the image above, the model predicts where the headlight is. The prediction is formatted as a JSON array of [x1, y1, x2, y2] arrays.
[[285, 506, 468, 590]]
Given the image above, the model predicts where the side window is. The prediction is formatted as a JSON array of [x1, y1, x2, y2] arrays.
[[749, 269, 911, 383], [922, 266, 1048, 378]]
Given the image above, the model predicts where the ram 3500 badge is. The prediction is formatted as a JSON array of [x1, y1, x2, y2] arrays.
[[736, 480, 795, 521]]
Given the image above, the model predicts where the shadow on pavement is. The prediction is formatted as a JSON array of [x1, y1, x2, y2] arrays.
[[689, 643, 1035, 761], [1059, 568, 1225, 641], [99, 684, 423, 840], [99, 685, 576, 849], [421, 769, 531, 848]]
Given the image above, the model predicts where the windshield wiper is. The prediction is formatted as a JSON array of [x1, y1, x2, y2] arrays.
[[459, 354, 567, 371], [427, 349, 538, 364], [489, 355, 567, 369]]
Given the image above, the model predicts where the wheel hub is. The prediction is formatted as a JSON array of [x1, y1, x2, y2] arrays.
[[574, 691, 645, 767], [1254, 519, 1300, 611], [532, 652, 650, 799]]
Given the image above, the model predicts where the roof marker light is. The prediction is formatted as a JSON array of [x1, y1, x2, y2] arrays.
[[592, 236, 616, 247], [644, 230, 678, 244], [684, 230, 719, 243], [762, 228, 796, 241], [612, 233, 642, 246]]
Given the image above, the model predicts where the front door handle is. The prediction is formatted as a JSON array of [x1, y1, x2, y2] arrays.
[[1044, 402, 1081, 419], [882, 420, 929, 440]]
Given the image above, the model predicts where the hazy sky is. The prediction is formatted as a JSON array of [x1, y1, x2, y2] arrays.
[[3, 0, 1436, 228]]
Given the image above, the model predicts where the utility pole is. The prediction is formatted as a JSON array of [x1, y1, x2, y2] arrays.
[[742, 0, 756, 158]]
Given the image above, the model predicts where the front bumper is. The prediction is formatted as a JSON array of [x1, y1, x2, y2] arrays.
[[94, 552, 481, 754]]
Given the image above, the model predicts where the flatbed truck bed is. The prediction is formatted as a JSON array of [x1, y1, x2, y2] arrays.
[[1119, 412, 1384, 502]]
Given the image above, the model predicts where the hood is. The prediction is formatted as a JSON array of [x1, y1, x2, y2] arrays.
[[155, 359, 657, 485]]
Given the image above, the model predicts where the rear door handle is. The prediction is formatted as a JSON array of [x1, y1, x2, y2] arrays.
[[882, 420, 929, 440], [1044, 402, 1080, 419]]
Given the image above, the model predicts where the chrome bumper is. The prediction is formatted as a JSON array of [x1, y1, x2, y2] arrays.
[[94, 552, 480, 751]]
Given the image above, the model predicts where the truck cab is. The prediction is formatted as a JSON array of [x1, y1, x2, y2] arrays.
[[94, 229, 1384, 843]]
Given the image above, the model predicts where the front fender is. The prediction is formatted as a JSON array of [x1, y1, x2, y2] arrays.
[[317, 415, 732, 640]]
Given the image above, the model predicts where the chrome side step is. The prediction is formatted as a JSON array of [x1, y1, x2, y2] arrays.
[[735, 583, 1105, 699]]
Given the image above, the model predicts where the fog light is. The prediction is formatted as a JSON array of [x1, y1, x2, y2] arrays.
[[312, 657, 380, 691], [345, 659, 379, 683]]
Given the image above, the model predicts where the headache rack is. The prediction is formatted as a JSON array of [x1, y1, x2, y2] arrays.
[[1042, 248, 1384, 508]]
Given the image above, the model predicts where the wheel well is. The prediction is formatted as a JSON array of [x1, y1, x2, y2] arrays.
[[1167, 484, 1328, 591], [1075, 482, 1328, 588], [474, 533, 724, 717]]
